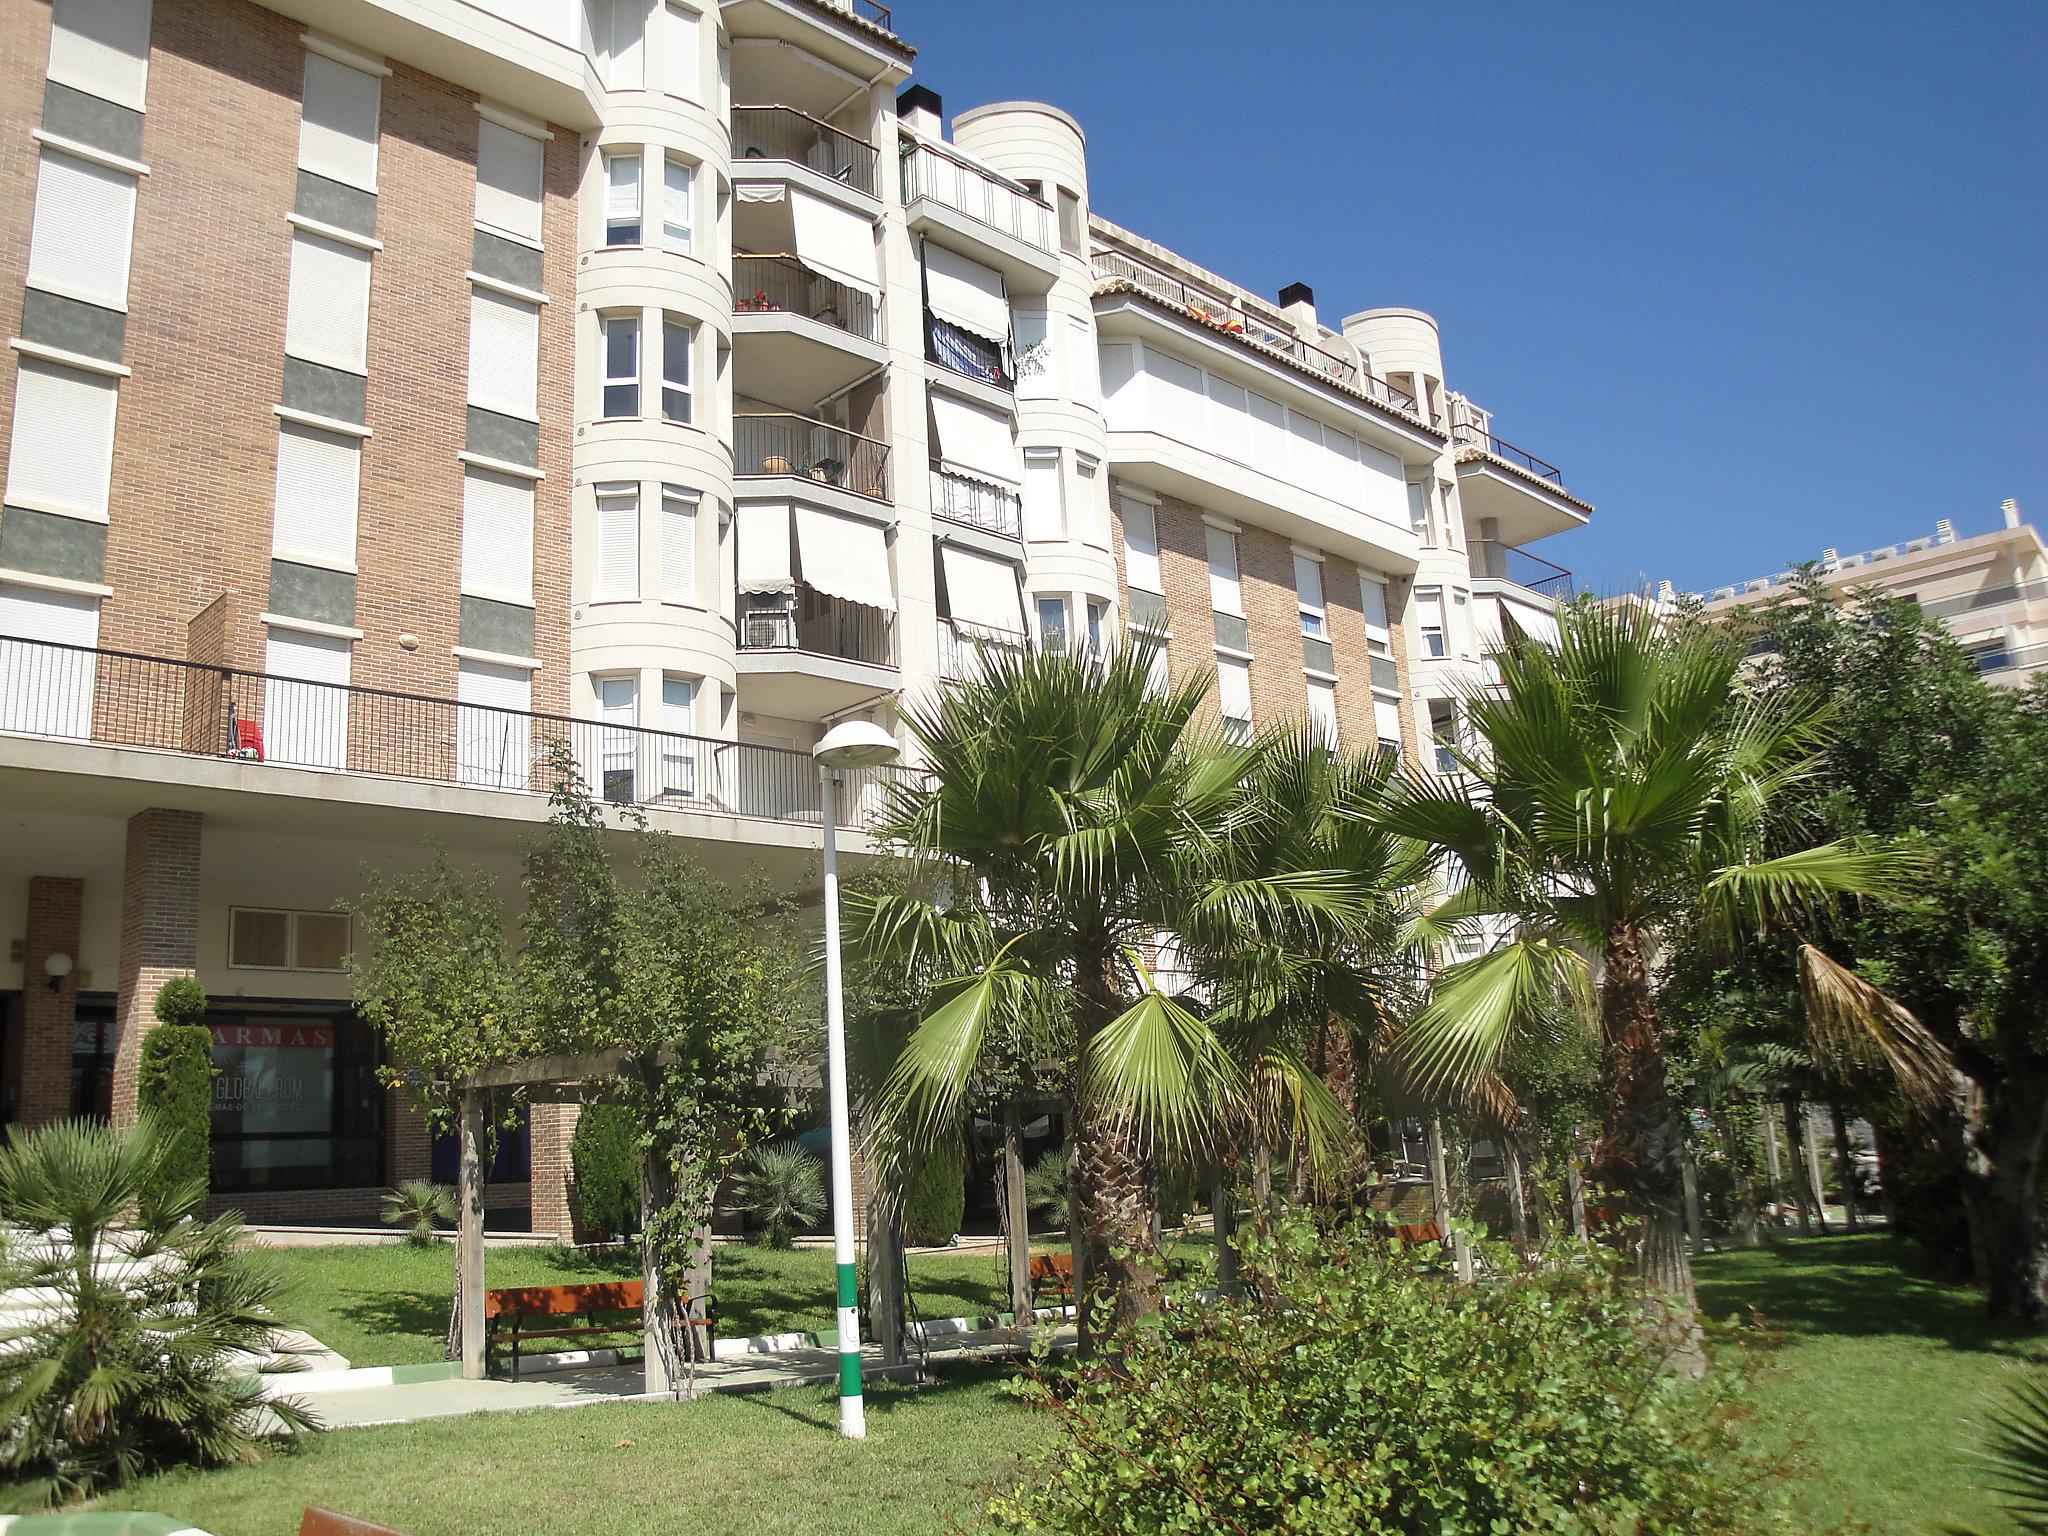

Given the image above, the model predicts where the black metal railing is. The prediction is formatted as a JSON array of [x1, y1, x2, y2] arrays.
[[739, 585, 896, 668], [928, 465, 1021, 538], [735, 412, 891, 501], [732, 106, 879, 198], [0, 634, 921, 831], [1450, 422, 1565, 485], [899, 140, 1054, 251], [1471, 540, 1574, 598], [732, 254, 880, 341]]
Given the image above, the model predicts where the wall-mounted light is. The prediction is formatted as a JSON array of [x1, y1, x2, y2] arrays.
[[44, 951, 73, 992]]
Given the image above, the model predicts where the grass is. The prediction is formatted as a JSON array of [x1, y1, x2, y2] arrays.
[[40, 1362, 1050, 1536], [1695, 1231, 2048, 1534], [259, 1240, 1021, 1367]]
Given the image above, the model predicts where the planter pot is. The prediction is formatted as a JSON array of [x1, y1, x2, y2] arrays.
[[762, 454, 791, 474]]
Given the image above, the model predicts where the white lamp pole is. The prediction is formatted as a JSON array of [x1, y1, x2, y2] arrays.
[[812, 719, 900, 1441]]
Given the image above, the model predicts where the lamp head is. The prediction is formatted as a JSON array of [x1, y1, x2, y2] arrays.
[[813, 719, 900, 771], [44, 951, 73, 991]]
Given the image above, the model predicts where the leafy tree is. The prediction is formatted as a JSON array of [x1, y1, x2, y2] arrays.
[[902, 1136, 966, 1246], [570, 1103, 642, 1240], [728, 1142, 827, 1248], [1385, 601, 1912, 1352], [0, 1118, 316, 1504], [137, 979, 212, 1220], [380, 1178, 455, 1246]]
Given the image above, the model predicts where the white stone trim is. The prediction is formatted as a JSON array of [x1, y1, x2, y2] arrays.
[[451, 644, 543, 670], [273, 404, 372, 440], [285, 212, 385, 253], [0, 568, 114, 599], [301, 33, 392, 74], [260, 611, 364, 641], [9, 337, 131, 378], [466, 270, 549, 305], [30, 130, 149, 178], [476, 101, 554, 140], [457, 450, 545, 481]]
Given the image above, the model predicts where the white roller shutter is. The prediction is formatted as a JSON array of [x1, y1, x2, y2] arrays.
[[595, 484, 639, 600], [467, 289, 539, 419], [1205, 373, 1251, 466], [1306, 679, 1338, 749], [660, 486, 696, 604], [662, 0, 700, 101], [5, 360, 118, 517], [263, 627, 352, 770], [1352, 438, 1407, 529], [459, 467, 534, 603], [1361, 575, 1392, 645], [284, 231, 372, 372], [270, 424, 360, 568], [1373, 695, 1403, 747], [1206, 525, 1241, 616], [1119, 497, 1161, 594], [456, 659, 532, 789], [1248, 390, 1289, 475], [474, 120, 543, 244], [1216, 655, 1251, 725], [1021, 449, 1062, 541], [609, 0, 644, 87], [939, 544, 1024, 634], [928, 389, 1018, 485], [922, 242, 1008, 344], [0, 582, 99, 738], [1293, 553, 1325, 613], [297, 51, 381, 193], [27, 151, 136, 309], [47, 0, 153, 110], [795, 505, 893, 612], [737, 502, 793, 593], [789, 187, 880, 298]]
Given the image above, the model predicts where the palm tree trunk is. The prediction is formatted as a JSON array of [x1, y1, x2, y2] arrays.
[[1069, 942, 1162, 1348], [1595, 920, 1701, 1371], [1782, 1099, 1814, 1236], [1957, 1062, 2048, 1324], [1829, 1104, 1860, 1233], [1802, 1106, 1831, 1234], [999, 1103, 1032, 1322]]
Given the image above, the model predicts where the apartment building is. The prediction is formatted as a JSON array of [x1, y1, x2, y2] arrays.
[[1666, 501, 2048, 685], [0, 0, 1590, 1233]]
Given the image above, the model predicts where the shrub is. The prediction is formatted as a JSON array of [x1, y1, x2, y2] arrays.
[[903, 1136, 965, 1247], [993, 1213, 1790, 1535], [381, 1178, 455, 1245], [0, 1118, 317, 1505], [729, 1142, 827, 1248], [152, 974, 209, 1029], [571, 1103, 642, 1240], [137, 1000, 212, 1220], [1023, 1146, 1067, 1221]]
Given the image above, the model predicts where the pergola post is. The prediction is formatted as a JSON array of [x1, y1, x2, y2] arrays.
[[1425, 1116, 1452, 1228], [1001, 1102, 1031, 1321], [458, 1089, 487, 1380]]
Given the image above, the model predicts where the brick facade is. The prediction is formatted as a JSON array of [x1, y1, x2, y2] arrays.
[[529, 1101, 581, 1241], [109, 807, 202, 1122], [17, 875, 84, 1127]]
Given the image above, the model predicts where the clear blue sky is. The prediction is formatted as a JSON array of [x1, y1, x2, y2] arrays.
[[899, 0, 2046, 595]]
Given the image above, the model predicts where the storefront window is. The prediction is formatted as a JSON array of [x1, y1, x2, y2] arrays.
[[69, 1001, 114, 1119], [210, 1014, 383, 1192]]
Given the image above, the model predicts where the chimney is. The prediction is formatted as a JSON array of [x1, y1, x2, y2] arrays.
[[2001, 498, 2021, 530], [1937, 517, 1957, 542], [1277, 281, 1316, 335], [896, 84, 943, 140], [1821, 547, 1839, 564]]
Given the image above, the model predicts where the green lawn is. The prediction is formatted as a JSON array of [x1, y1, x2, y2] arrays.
[[1695, 1232, 2048, 1534], [260, 1241, 1019, 1367]]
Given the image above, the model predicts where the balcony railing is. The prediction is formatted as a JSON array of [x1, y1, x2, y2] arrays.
[[1089, 248, 1420, 416], [929, 465, 1021, 539], [936, 619, 1027, 681], [812, 0, 893, 30], [732, 254, 879, 341], [732, 106, 879, 198], [899, 140, 1054, 253], [1451, 422, 1564, 486], [735, 412, 891, 501], [0, 634, 920, 830], [740, 585, 896, 668], [1472, 540, 1574, 598]]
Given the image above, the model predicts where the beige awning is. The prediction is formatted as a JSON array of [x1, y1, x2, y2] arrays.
[[940, 543, 1025, 634], [790, 186, 880, 297], [929, 388, 1018, 486], [795, 504, 893, 612], [923, 240, 1009, 344], [737, 501, 793, 593]]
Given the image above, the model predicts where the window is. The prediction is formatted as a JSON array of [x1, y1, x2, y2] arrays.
[[285, 231, 372, 372], [47, 0, 152, 111], [1120, 497, 1161, 593], [604, 150, 642, 245], [1361, 575, 1393, 656], [456, 660, 532, 790], [663, 1, 700, 101], [4, 360, 117, 518], [467, 289, 540, 420], [1294, 552, 1327, 640], [210, 1013, 382, 1193], [1057, 187, 1083, 254], [608, 0, 644, 88], [602, 312, 640, 417], [1086, 598, 1108, 656], [1373, 694, 1403, 754], [659, 674, 695, 795], [459, 467, 534, 603], [475, 119, 544, 245], [0, 582, 99, 738], [262, 628, 352, 770], [1428, 698, 1459, 775], [27, 150, 136, 309], [661, 316, 692, 423], [1407, 480, 1431, 541], [1036, 595, 1068, 650], [596, 482, 639, 599], [1066, 315, 1099, 410], [1217, 655, 1252, 744], [1452, 588, 1471, 657], [1022, 448, 1063, 540], [1138, 632, 1169, 696], [1206, 525, 1241, 615], [229, 908, 352, 971], [1415, 586, 1447, 659], [660, 484, 696, 603], [298, 50, 382, 193], [271, 425, 360, 568], [596, 674, 638, 802], [1306, 678, 1338, 750], [662, 155, 693, 252]]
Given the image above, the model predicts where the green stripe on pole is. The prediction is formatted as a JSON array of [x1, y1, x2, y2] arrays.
[[839, 1349, 863, 1396], [836, 1261, 858, 1310]]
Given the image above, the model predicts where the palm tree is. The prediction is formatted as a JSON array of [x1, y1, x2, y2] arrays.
[[854, 641, 1370, 1340], [1384, 602, 1914, 1350]]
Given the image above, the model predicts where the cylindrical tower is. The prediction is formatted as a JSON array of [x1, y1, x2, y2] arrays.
[[570, 0, 737, 760]]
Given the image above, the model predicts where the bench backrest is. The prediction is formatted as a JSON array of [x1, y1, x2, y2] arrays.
[[484, 1281, 644, 1319], [1393, 1222, 1444, 1244], [1028, 1253, 1073, 1281]]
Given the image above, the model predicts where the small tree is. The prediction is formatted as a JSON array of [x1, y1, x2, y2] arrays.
[[729, 1142, 826, 1248], [138, 976, 213, 1218], [381, 1179, 456, 1246], [570, 1104, 642, 1241]]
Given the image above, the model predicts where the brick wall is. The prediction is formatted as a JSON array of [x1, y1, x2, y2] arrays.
[[532, 121, 577, 715], [0, 0, 48, 345], [529, 1101, 581, 1241], [17, 875, 84, 1127], [109, 808, 202, 1123]]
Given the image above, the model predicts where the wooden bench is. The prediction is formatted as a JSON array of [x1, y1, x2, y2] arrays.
[[1027, 1252, 1074, 1308], [1391, 1221, 1445, 1245], [483, 1280, 715, 1377]]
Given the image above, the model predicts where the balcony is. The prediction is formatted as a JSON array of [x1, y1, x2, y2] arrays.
[[936, 618, 1026, 681], [1450, 420, 1591, 544], [735, 412, 891, 502], [731, 254, 887, 406], [1470, 540, 1574, 599], [929, 465, 1021, 540], [0, 633, 918, 831], [900, 139, 1059, 293], [737, 585, 899, 720], [732, 106, 880, 200], [723, 0, 908, 95]]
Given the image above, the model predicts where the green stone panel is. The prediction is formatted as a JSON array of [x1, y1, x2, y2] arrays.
[[459, 595, 535, 657], [18, 288, 124, 363], [268, 560, 357, 628], [472, 228, 545, 291], [465, 407, 539, 468], [295, 170, 378, 238], [41, 81, 144, 161], [0, 507, 107, 584], [1212, 612, 1249, 652], [281, 357, 368, 425], [1302, 635, 1335, 673]]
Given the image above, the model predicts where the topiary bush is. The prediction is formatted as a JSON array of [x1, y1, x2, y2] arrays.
[[903, 1136, 965, 1247], [138, 977, 213, 1218], [992, 1212, 1792, 1535], [570, 1103, 642, 1240]]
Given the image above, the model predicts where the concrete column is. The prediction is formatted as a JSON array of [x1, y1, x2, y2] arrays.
[[17, 875, 85, 1128], [109, 809, 203, 1124], [528, 1101, 581, 1241]]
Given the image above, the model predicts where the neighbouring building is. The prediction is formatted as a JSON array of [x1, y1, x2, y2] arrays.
[[0, 0, 1591, 1234], [1662, 500, 2048, 685]]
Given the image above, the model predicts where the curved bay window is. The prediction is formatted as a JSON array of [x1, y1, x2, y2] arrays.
[[209, 1009, 383, 1192]]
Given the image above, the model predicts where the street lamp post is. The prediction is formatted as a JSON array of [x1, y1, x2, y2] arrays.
[[812, 718, 900, 1441]]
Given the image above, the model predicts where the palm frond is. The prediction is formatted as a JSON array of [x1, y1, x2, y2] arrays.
[[1796, 944, 1955, 1114], [1391, 937, 1590, 1096]]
